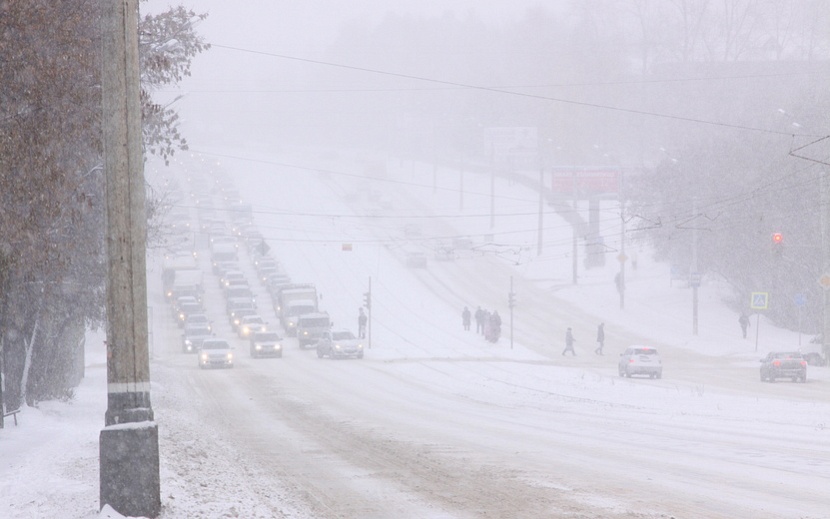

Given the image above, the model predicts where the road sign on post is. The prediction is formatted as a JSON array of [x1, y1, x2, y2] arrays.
[[750, 292, 769, 310], [750, 292, 769, 351]]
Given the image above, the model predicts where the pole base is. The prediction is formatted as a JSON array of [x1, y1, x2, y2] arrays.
[[100, 422, 160, 518]]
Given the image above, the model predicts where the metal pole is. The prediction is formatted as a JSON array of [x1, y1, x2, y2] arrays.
[[619, 172, 626, 310], [490, 167, 495, 229], [459, 164, 464, 211], [509, 276, 514, 350], [537, 168, 544, 255], [823, 168, 830, 362], [100, 0, 159, 516], [755, 313, 761, 352], [692, 197, 699, 335], [367, 277, 372, 349], [572, 177, 578, 284]]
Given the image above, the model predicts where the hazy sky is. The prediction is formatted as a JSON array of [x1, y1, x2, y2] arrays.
[[146, 1, 557, 53]]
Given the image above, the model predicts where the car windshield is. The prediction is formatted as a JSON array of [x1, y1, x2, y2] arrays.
[[772, 352, 801, 359], [632, 348, 657, 355], [202, 341, 229, 350], [243, 316, 265, 324], [254, 332, 280, 342], [287, 305, 316, 316], [300, 318, 329, 327], [332, 331, 355, 340]]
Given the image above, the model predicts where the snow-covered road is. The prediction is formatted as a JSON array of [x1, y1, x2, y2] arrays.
[[142, 149, 830, 519]]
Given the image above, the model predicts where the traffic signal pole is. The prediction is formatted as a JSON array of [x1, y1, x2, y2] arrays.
[[364, 277, 372, 349], [99, 0, 160, 516]]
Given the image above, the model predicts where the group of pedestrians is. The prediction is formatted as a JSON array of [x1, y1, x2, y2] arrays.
[[561, 323, 605, 356], [462, 306, 501, 343]]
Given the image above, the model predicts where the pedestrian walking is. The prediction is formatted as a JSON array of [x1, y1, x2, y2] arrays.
[[474, 306, 485, 334], [595, 323, 605, 355], [738, 313, 750, 339], [462, 306, 471, 331], [562, 327, 576, 356], [358, 307, 367, 339]]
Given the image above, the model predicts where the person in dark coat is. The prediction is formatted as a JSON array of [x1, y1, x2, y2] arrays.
[[474, 306, 485, 334], [562, 327, 576, 356], [739, 313, 750, 339], [487, 311, 502, 342], [595, 323, 605, 355], [462, 306, 471, 331], [358, 308, 367, 339]]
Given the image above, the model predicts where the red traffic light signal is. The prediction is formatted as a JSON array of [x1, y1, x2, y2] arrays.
[[772, 232, 783, 244]]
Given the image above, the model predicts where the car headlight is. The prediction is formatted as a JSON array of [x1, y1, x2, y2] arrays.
[[275, 344, 282, 350], [200, 353, 208, 361], [185, 339, 193, 346], [302, 331, 308, 336], [227, 353, 233, 361], [334, 344, 342, 350], [357, 344, 364, 350]]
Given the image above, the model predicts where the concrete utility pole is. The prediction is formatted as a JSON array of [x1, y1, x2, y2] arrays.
[[822, 169, 830, 362], [99, 0, 160, 517]]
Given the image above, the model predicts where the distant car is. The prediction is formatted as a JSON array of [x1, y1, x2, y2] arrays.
[[198, 338, 234, 369], [760, 351, 807, 382], [316, 329, 364, 359], [405, 252, 428, 268], [184, 313, 212, 333], [182, 323, 213, 353], [250, 331, 283, 358], [618, 346, 662, 379], [173, 297, 203, 327], [238, 314, 267, 339], [802, 351, 826, 367]]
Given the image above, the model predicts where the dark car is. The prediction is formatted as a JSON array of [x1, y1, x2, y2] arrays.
[[182, 323, 213, 354], [760, 351, 807, 382], [802, 351, 826, 367]]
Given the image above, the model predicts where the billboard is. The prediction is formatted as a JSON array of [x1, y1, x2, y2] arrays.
[[551, 168, 620, 195]]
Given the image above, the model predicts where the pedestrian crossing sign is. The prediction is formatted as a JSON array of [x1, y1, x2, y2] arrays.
[[750, 292, 769, 310]]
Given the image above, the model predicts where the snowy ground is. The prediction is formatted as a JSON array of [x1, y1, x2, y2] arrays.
[[2, 147, 829, 519]]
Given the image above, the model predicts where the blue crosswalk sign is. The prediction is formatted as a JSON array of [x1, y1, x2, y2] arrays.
[[750, 292, 769, 310]]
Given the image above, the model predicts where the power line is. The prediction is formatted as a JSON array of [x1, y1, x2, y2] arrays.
[[209, 43, 819, 137]]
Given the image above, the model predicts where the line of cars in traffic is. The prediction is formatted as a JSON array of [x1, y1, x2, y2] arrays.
[[165, 170, 364, 367]]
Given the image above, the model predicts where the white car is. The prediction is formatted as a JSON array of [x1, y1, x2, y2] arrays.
[[198, 338, 234, 369], [316, 330, 364, 359], [238, 314, 267, 339], [618, 346, 662, 379], [250, 331, 283, 358]]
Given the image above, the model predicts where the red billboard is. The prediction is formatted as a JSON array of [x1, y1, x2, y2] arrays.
[[551, 168, 620, 195]]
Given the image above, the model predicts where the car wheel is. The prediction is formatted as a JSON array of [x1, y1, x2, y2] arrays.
[[625, 369, 631, 378], [357, 353, 364, 359], [760, 373, 766, 382], [656, 372, 662, 379]]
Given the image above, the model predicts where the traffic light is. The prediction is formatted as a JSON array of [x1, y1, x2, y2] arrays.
[[771, 232, 783, 256], [508, 291, 516, 308], [363, 291, 371, 310]]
